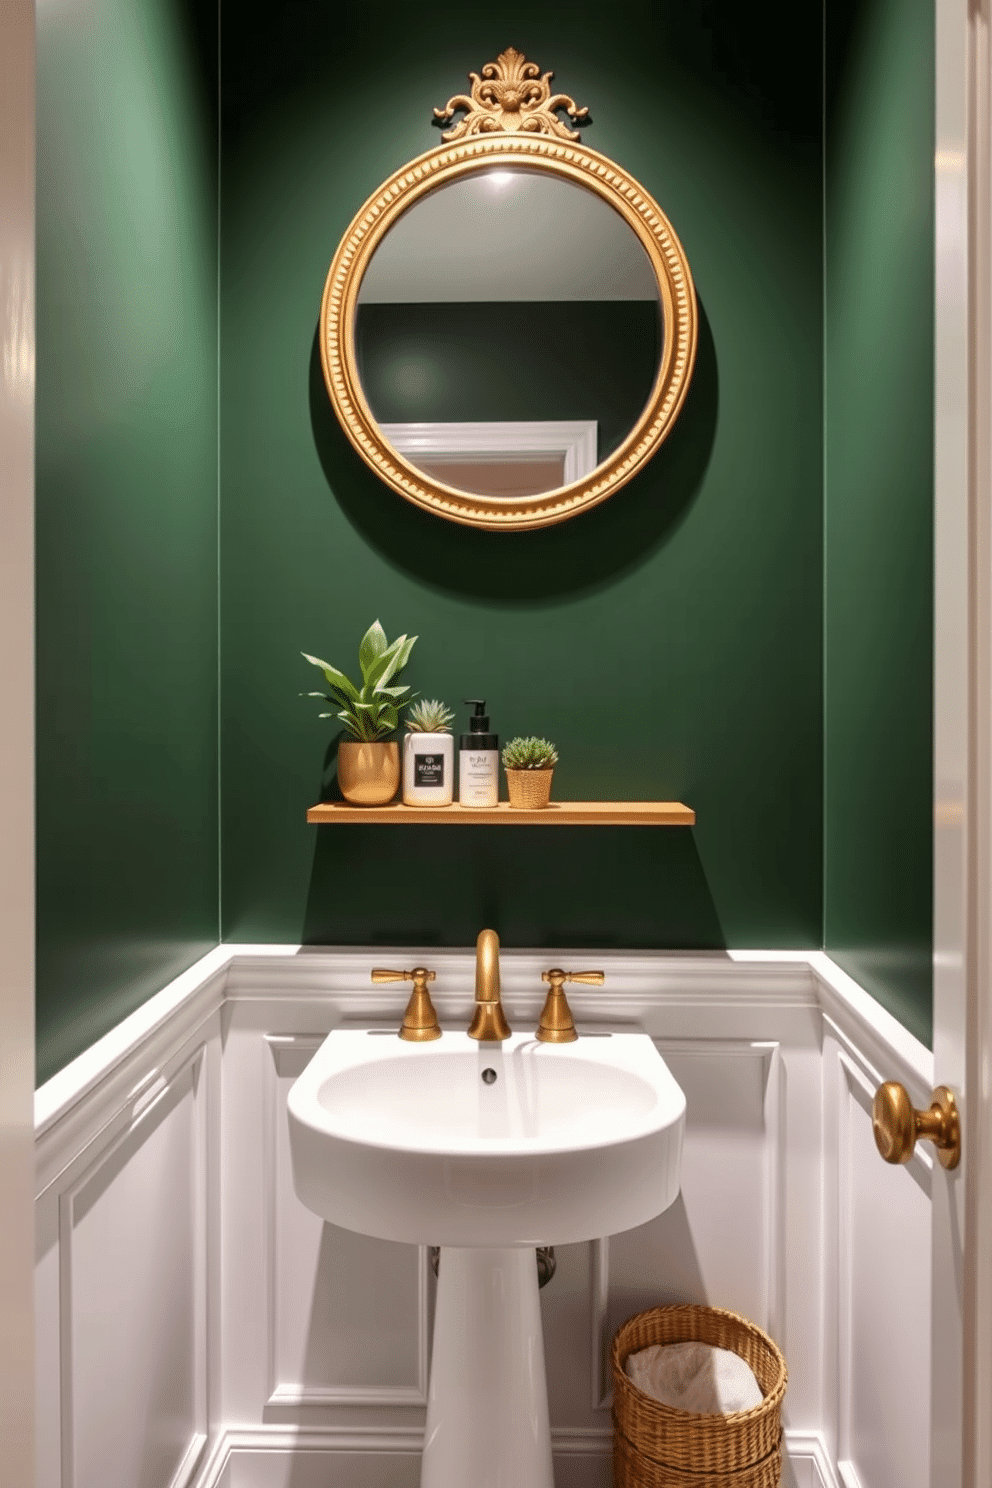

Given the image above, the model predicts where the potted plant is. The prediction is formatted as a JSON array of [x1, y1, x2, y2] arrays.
[[302, 620, 417, 805], [403, 699, 455, 806], [502, 736, 559, 809]]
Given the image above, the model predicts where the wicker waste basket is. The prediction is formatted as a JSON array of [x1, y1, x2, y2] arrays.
[[611, 1305, 787, 1488]]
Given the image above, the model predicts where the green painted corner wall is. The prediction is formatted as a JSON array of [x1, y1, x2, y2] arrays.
[[35, 0, 220, 1082], [33, 0, 939, 1083], [824, 0, 935, 1045], [219, 1, 824, 950]]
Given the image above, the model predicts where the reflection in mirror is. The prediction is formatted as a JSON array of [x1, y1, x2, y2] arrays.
[[379, 418, 597, 499], [355, 170, 662, 500]]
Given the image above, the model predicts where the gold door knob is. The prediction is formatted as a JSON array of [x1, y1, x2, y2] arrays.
[[872, 1081, 961, 1170], [536, 969, 605, 1043], [370, 967, 441, 1042]]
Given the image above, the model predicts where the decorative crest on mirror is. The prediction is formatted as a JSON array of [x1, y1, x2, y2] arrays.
[[433, 48, 589, 142]]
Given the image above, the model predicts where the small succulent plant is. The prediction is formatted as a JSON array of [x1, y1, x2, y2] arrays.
[[501, 736, 559, 770], [302, 620, 417, 742], [406, 699, 454, 734]]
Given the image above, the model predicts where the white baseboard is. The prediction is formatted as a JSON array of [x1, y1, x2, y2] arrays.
[[192, 1426, 612, 1488], [191, 1424, 841, 1488], [785, 1431, 843, 1488]]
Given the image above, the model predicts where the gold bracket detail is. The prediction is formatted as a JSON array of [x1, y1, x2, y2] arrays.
[[433, 47, 589, 141], [371, 966, 441, 1042], [872, 1081, 961, 1170], [536, 968, 605, 1043]]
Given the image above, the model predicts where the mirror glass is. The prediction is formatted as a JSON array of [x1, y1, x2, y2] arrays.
[[355, 169, 663, 500]]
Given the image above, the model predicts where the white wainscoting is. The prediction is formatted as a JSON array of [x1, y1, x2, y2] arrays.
[[820, 1014, 934, 1488], [264, 1037, 430, 1411], [34, 946, 933, 1488], [35, 973, 223, 1488]]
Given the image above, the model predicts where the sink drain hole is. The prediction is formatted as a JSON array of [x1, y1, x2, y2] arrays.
[[481, 1068, 497, 1084]]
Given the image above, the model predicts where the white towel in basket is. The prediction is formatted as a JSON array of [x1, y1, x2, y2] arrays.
[[625, 1342, 764, 1415]]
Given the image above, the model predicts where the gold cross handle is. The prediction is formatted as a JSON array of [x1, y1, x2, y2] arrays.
[[536, 969, 605, 1043], [370, 967, 441, 1042]]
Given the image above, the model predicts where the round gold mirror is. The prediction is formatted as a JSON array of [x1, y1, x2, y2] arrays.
[[319, 50, 697, 531]]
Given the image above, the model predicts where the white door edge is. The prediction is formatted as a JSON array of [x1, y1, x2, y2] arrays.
[[0, 0, 36, 1480], [933, 1, 992, 1483]]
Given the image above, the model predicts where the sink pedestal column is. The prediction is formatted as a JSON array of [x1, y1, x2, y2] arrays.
[[422, 1246, 554, 1488]]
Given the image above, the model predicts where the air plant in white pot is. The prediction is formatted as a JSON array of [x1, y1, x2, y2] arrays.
[[402, 699, 455, 807]]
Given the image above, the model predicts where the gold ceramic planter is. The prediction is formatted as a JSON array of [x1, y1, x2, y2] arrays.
[[337, 741, 400, 806], [505, 768, 554, 809]]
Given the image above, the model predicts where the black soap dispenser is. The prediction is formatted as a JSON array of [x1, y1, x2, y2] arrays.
[[458, 699, 499, 808]]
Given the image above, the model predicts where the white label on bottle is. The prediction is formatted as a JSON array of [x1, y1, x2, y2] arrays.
[[459, 749, 499, 807]]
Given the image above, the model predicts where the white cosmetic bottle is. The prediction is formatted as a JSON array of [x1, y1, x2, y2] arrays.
[[402, 729, 454, 806], [458, 699, 499, 808]]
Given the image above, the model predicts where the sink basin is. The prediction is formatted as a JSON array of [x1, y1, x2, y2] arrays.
[[287, 1025, 686, 1488], [287, 1028, 686, 1247]]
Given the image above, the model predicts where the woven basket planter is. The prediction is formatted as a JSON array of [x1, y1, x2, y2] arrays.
[[505, 767, 553, 808], [611, 1305, 787, 1485]]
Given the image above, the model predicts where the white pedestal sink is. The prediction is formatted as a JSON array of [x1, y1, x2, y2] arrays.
[[288, 1029, 686, 1488]]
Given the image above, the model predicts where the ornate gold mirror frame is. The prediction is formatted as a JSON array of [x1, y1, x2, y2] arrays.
[[319, 50, 698, 531]]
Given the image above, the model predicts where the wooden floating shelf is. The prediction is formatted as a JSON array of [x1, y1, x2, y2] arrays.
[[306, 800, 695, 827]]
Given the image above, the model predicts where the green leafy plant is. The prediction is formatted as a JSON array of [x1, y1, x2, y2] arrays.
[[501, 736, 559, 770], [302, 620, 417, 742], [406, 699, 454, 734]]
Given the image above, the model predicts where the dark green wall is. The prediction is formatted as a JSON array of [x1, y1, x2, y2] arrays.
[[35, 0, 220, 1082], [33, 0, 937, 1079], [220, 2, 825, 949], [824, 0, 935, 1044]]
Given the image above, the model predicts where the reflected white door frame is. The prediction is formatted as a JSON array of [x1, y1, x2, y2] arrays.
[[380, 419, 599, 489]]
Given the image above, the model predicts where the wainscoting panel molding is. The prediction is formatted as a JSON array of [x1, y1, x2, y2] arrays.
[[36, 1028, 220, 1488], [34, 945, 933, 1488], [821, 1024, 933, 1488], [587, 1040, 789, 1416], [264, 1037, 430, 1409]]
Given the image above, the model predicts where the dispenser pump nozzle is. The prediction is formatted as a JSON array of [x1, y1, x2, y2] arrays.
[[463, 699, 490, 732]]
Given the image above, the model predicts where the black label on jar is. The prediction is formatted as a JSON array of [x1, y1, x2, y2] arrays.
[[414, 753, 445, 787]]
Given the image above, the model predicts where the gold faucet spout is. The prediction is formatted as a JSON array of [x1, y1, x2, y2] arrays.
[[468, 928, 512, 1041]]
